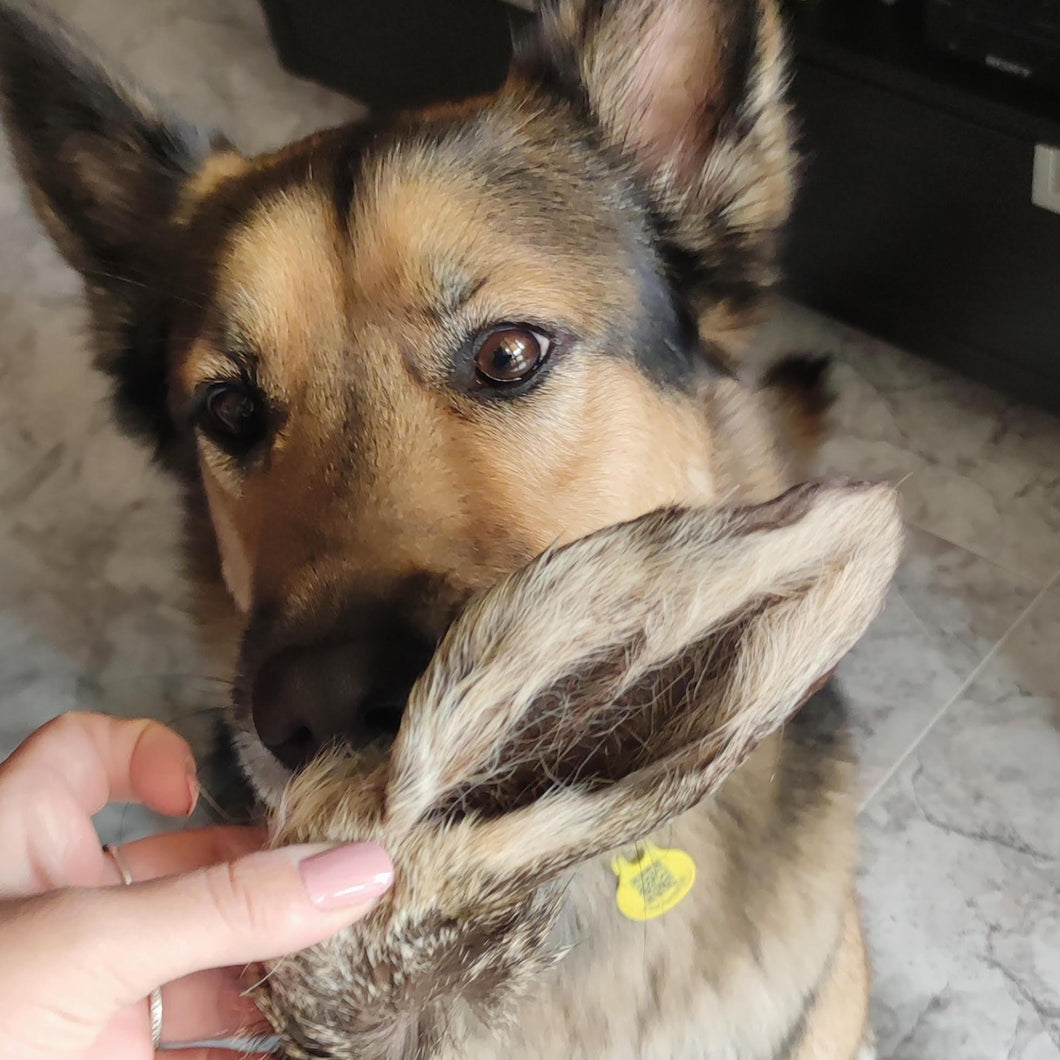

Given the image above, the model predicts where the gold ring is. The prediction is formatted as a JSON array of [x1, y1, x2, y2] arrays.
[[103, 844, 164, 1049]]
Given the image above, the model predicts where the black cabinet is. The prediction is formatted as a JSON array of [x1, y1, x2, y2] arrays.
[[784, 1, 1060, 410], [259, 0, 527, 110], [259, 0, 1060, 410]]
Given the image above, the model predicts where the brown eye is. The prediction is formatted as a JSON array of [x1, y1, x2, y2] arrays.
[[201, 381, 265, 448], [473, 327, 550, 385]]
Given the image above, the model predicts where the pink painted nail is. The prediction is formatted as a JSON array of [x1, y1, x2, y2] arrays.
[[299, 843, 394, 910]]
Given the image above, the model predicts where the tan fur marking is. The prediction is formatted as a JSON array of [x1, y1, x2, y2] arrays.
[[791, 897, 873, 1060], [175, 149, 248, 222], [222, 188, 348, 388], [200, 468, 253, 613]]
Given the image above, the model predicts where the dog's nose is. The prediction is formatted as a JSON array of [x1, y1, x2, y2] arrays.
[[250, 619, 436, 771]]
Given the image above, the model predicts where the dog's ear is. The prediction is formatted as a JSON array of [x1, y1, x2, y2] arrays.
[[512, 0, 794, 348], [383, 481, 899, 883], [0, 1, 231, 449]]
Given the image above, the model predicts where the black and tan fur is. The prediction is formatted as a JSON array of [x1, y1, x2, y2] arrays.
[[0, 1, 898, 1057]]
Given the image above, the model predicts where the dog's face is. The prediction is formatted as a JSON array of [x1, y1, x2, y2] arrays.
[[0, 0, 795, 798], [178, 109, 728, 786]]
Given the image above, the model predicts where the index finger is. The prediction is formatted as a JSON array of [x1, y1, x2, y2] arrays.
[[0, 713, 197, 893], [2, 712, 196, 817]]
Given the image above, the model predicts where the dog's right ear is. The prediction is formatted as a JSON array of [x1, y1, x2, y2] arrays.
[[0, 1, 233, 448]]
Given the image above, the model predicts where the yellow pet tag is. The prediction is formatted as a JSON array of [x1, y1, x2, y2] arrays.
[[610, 842, 696, 921]]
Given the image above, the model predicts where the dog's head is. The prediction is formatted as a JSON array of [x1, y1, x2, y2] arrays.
[[0, 0, 798, 797]]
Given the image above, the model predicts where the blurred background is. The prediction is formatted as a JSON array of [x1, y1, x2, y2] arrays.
[[0, 2, 1057, 1057], [260, 0, 1060, 409]]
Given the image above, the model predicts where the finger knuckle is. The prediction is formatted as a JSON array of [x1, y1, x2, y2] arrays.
[[200, 859, 280, 938], [36, 710, 82, 743]]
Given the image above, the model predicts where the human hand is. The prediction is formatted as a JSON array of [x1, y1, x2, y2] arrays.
[[0, 712, 393, 1060]]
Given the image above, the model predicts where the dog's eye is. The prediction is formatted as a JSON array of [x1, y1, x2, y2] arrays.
[[200, 382, 264, 447], [474, 327, 550, 385]]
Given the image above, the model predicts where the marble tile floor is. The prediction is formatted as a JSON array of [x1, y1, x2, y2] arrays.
[[0, 2, 1056, 1057]]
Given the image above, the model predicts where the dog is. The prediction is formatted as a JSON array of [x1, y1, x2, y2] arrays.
[[0, 1, 901, 1057]]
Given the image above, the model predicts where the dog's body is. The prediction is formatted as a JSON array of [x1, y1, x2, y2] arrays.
[[455, 723, 868, 1060], [0, 1, 899, 1056]]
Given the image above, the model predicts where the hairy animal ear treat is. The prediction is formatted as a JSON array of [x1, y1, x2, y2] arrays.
[[260, 482, 902, 1060]]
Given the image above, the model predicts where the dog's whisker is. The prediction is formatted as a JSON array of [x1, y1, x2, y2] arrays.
[[78, 266, 210, 312]]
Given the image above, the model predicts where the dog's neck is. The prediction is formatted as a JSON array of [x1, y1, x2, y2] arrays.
[[451, 731, 853, 1060]]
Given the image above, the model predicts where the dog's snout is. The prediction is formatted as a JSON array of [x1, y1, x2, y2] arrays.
[[250, 615, 437, 771]]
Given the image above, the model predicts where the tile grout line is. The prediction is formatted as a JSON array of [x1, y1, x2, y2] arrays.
[[857, 566, 1060, 814]]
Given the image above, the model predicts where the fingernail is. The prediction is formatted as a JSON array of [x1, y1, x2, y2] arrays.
[[184, 775, 200, 816], [299, 842, 394, 911]]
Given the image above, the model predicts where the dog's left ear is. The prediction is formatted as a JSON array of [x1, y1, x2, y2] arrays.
[[0, 1, 232, 450], [512, 0, 794, 341]]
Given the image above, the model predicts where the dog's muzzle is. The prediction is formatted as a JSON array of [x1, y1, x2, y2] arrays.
[[247, 604, 438, 771]]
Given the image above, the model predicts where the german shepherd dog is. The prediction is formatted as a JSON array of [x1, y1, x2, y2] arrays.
[[0, 1, 903, 1057]]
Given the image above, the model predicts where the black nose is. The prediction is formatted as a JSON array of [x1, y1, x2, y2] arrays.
[[250, 616, 436, 772]]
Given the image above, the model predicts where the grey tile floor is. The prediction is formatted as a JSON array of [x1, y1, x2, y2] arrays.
[[0, 3, 1056, 1057]]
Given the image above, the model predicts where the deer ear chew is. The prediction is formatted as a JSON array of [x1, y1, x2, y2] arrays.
[[256, 481, 901, 1058]]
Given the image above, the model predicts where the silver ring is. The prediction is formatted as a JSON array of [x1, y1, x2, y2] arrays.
[[103, 844, 164, 1050]]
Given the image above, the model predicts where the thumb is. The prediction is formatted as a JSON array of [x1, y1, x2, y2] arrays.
[[13, 842, 393, 1021]]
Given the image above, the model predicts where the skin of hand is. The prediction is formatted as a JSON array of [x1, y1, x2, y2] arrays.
[[0, 712, 394, 1060]]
